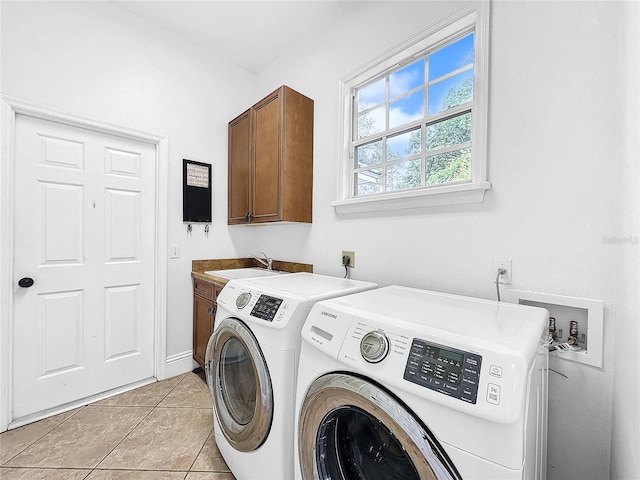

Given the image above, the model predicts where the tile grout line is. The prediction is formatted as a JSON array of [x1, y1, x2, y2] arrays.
[[0, 465, 94, 479], [0, 465, 196, 478], [90, 389, 176, 472], [94, 405, 156, 463], [0, 405, 88, 467], [90, 373, 200, 475], [187, 371, 216, 474], [187, 427, 214, 473], [1, 373, 215, 477]]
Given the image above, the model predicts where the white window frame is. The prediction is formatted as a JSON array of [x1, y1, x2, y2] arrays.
[[333, 2, 491, 214]]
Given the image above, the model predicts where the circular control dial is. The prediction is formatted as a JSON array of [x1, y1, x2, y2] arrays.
[[235, 292, 252, 309], [360, 331, 389, 363]]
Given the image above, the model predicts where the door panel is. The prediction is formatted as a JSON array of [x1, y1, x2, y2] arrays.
[[40, 133, 84, 170], [12, 115, 156, 420], [104, 284, 139, 360], [105, 147, 141, 177], [37, 290, 83, 377], [105, 188, 140, 261], [41, 182, 84, 264]]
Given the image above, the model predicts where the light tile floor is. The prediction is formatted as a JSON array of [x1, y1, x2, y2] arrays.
[[0, 372, 236, 480]]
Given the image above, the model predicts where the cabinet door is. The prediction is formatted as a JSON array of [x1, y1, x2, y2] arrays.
[[252, 90, 282, 223], [228, 110, 252, 224], [193, 294, 215, 368]]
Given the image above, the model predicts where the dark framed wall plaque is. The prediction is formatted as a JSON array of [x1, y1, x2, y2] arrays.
[[183, 159, 212, 222]]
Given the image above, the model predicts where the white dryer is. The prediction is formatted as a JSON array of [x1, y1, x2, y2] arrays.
[[295, 285, 549, 480], [205, 273, 377, 480]]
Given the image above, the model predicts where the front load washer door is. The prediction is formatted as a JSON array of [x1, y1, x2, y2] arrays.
[[206, 317, 273, 452], [298, 373, 461, 480]]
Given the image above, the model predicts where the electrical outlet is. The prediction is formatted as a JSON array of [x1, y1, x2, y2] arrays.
[[342, 250, 355, 268], [170, 244, 180, 259], [492, 258, 512, 284]]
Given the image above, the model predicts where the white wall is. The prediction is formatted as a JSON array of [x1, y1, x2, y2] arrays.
[[2, 0, 638, 478], [0, 1, 258, 365], [610, 2, 640, 479], [253, 1, 639, 479]]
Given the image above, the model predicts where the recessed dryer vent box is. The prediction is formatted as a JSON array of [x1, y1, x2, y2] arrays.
[[508, 289, 604, 368]]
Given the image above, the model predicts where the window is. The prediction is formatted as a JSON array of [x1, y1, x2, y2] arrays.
[[334, 3, 491, 214]]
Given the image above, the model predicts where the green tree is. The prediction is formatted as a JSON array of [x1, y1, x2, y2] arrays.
[[402, 78, 473, 186], [424, 78, 473, 185], [356, 77, 473, 194]]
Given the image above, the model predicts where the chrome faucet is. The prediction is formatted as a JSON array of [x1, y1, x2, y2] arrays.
[[250, 252, 273, 270]]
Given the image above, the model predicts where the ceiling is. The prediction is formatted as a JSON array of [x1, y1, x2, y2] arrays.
[[111, 1, 348, 74]]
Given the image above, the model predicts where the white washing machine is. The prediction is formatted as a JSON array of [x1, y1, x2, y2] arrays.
[[295, 285, 549, 480], [205, 272, 377, 480]]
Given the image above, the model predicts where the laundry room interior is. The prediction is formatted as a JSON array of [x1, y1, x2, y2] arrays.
[[1, 1, 638, 480]]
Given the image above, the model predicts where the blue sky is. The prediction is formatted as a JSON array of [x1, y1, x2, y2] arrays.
[[357, 32, 475, 138]]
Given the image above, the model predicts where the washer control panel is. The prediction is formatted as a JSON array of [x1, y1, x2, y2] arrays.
[[249, 294, 283, 321], [403, 338, 482, 404]]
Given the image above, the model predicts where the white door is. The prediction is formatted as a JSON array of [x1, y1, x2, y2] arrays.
[[12, 114, 156, 420]]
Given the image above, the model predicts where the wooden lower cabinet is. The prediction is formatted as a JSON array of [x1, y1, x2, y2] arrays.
[[193, 278, 223, 368]]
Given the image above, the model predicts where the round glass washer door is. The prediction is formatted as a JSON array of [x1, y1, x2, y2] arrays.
[[298, 373, 461, 480], [206, 318, 273, 452]]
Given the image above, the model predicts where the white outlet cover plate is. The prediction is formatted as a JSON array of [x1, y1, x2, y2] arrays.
[[492, 258, 512, 284]]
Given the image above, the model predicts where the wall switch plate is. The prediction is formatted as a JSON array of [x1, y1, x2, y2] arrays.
[[170, 244, 180, 259], [342, 250, 355, 268], [492, 258, 512, 284]]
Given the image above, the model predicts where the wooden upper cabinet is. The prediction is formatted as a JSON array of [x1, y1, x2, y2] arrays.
[[228, 111, 252, 224], [228, 86, 313, 225]]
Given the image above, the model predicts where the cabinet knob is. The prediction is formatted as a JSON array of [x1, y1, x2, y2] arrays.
[[245, 212, 254, 220]]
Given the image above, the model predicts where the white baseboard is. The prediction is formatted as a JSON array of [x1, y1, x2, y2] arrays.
[[164, 350, 199, 379]]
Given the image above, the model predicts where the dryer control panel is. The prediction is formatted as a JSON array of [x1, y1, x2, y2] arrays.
[[403, 338, 482, 404]]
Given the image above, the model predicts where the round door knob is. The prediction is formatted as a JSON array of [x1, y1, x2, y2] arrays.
[[360, 330, 389, 363], [18, 277, 34, 288]]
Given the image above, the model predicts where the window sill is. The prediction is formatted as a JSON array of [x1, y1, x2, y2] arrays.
[[331, 181, 491, 215]]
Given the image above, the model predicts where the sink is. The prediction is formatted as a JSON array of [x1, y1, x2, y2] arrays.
[[204, 268, 284, 280]]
